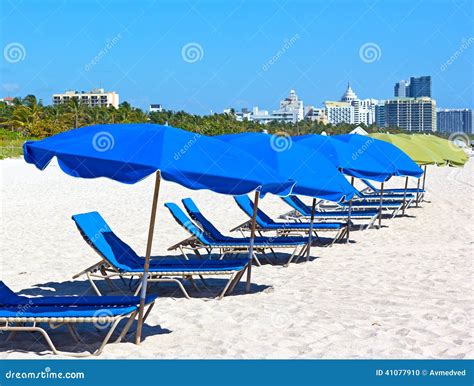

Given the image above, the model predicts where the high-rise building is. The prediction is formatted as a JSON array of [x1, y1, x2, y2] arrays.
[[52, 88, 119, 108], [437, 109, 473, 134], [375, 102, 386, 127], [279, 89, 304, 121], [384, 97, 436, 132], [393, 76, 432, 98], [324, 84, 377, 125], [408, 76, 431, 98], [394, 81, 409, 97]]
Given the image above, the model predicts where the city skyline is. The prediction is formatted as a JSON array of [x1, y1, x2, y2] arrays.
[[1, 0, 473, 114]]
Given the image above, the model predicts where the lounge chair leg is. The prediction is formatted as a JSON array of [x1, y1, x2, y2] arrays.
[[198, 275, 209, 287], [115, 311, 139, 343], [285, 246, 299, 267], [0, 325, 91, 357], [87, 272, 102, 296], [188, 276, 201, 292], [227, 266, 247, 294], [67, 324, 82, 343], [154, 278, 191, 299], [252, 252, 262, 267], [218, 272, 237, 299], [94, 318, 123, 356]]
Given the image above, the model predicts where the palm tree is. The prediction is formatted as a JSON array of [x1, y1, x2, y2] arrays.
[[67, 97, 83, 128]]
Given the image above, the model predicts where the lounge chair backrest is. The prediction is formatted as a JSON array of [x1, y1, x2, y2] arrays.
[[181, 198, 225, 240], [164, 203, 215, 244], [233, 195, 274, 227], [281, 195, 310, 215], [72, 212, 140, 271], [361, 179, 378, 191], [0, 281, 22, 305]]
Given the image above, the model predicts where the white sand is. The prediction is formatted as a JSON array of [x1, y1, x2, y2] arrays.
[[0, 158, 472, 359]]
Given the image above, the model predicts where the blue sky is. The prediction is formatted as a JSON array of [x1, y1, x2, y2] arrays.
[[1, 0, 473, 113]]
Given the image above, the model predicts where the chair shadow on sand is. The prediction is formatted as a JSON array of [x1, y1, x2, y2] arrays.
[[0, 316, 170, 357]]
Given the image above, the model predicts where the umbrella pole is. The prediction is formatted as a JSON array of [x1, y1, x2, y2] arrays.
[[415, 178, 421, 207], [421, 165, 427, 200], [246, 190, 260, 293], [378, 182, 384, 228], [346, 177, 355, 243], [306, 198, 317, 261], [135, 171, 161, 345], [402, 177, 408, 216]]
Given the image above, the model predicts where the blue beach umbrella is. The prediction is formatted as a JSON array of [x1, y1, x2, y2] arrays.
[[293, 134, 396, 182], [218, 132, 357, 257], [218, 132, 357, 202], [24, 123, 295, 343], [333, 133, 424, 226], [334, 134, 423, 178]]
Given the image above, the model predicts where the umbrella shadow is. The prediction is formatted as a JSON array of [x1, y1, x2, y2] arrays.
[[0, 318, 170, 357]]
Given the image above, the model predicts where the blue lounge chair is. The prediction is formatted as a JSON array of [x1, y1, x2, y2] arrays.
[[165, 202, 309, 266], [361, 179, 424, 198], [281, 196, 381, 229], [230, 195, 349, 245], [72, 211, 248, 299], [0, 281, 157, 357]]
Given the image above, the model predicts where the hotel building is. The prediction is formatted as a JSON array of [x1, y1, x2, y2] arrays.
[[52, 88, 119, 108]]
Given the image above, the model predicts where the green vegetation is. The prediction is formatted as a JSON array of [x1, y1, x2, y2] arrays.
[[1, 94, 456, 160], [0, 128, 36, 159]]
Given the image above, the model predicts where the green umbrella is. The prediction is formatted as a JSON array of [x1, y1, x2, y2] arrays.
[[369, 133, 443, 208], [369, 133, 444, 166], [412, 134, 468, 167]]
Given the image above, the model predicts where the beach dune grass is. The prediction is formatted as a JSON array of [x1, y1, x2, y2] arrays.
[[0, 128, 35, 160]]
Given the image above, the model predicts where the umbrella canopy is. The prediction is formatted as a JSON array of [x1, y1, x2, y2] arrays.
[[334, 134, 423, 178], [293, 134, 395, 182], [24, 123, 294, 196], [218, 132, 357, 203], [369, 133, 445, 166], [412, 134, 468, 167], [23, 123, 297, 344]]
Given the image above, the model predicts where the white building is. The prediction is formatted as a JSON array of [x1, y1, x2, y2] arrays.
[[226, 90, 305, 125], [52, 88, 119, 108], [149, 104, 163, 112], [324, 84, 377, 125], [279, 89, 304, 121], [305, 105, 327, 123], [325, 101, 355, 125]]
